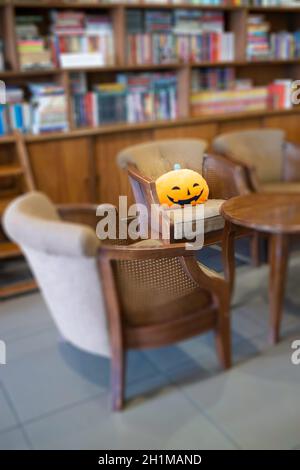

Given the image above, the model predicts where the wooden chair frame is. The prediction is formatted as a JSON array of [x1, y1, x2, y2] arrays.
[[216, 141, 300, 267], [126, 152, 250, 246], [99, 241, 231, 411]]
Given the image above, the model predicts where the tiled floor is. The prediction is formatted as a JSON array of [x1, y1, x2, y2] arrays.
[[1, 243, 300, 449]]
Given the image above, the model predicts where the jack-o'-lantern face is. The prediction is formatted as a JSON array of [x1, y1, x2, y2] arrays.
[[156, 167, 209, 207]]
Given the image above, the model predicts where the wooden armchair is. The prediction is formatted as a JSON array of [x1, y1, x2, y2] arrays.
[[99, 239, 231, 410], [213, 129, 300, 266], [117, 139, 247, 246], [4, 192, 231, 411], [213, 129, 300, 194]]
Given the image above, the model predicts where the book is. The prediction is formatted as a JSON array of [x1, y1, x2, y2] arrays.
[[191, 86, 269, 115], [191, 74, 294, 116], [16, 15, 53, 70], [0, 86, 31, 135], [268, 79, 293, 109], [51, 10, 115, 68], [29, 83, 69, 134], [127, 9, 235, 65], [247, 15, 271, 60], [191, 67, 236, 92], [71, 72, 178, 128]]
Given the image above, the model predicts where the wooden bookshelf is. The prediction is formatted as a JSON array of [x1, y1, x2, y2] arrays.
[[0, 0, 299, 209]]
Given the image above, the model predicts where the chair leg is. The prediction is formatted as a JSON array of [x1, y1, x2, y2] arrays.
[[215, 315, 231, 370], [250, 232, 261, 267], [111, 349, 126, 411]]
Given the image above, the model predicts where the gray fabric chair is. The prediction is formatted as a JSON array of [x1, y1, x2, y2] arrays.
[[3, 191, 110, 357]]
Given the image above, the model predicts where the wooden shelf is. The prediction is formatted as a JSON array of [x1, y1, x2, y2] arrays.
[[10, 1, 300, 12], [0, 242, 21, 260], [0, 279, 38, 299], [0, 164, 23, 177], [0, 197, 15, 216], [11, 2, 243, 10], [0, 0, 299, 227], [0, 135, 16, 144], [248, 5, 300, 12], [0, 68, 60, 78], [0, 106, 295, 144], [1, 57, 299, 79]]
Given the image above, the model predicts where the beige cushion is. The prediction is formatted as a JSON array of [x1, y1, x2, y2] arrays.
[[213, 129, 285, 184], [117, 139, 208, 180], [261, 182, 300, 193], [3, 192, 100, 258], [165, 199, 225, 239]]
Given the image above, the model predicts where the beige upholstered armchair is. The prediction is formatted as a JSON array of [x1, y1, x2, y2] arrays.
[[3, 192, 109, 357], [213, 129, 300, 194], [212, 129, 300, 265], [3, 191, 231, 411], [117, 139, 247, 246]]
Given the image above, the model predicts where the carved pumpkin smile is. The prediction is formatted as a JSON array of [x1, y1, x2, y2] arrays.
[[156, 166, 209, 208], [167, 188, 204, 206]]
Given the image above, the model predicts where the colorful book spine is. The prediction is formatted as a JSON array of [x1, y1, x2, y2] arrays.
[[71, 72, 178, 127]]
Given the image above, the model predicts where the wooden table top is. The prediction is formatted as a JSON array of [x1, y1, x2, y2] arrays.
[[221, 194, 300, 234]]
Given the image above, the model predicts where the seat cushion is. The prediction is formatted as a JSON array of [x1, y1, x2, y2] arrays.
[[261, 182, 300, 193], [213, 129, 285, 184], [165, 199, 225, 239]]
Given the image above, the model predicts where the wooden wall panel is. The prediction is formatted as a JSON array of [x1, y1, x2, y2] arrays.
[[28, 138, 92, 203], [18, 111, 300, 206], [95, 130, 153, 206], [154, 123, 218, 149], [217, 118, 263, 136], [263, 114, 300, 144]]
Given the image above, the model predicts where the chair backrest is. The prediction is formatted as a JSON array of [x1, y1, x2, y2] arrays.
[[117, 139, 208, 180], [3, 192, 110, 357], [99, 241, 212, 342], [213, 129, 285, 184]]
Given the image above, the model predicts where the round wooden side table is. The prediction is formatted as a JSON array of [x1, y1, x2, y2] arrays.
[[221, 193, 300, 344]]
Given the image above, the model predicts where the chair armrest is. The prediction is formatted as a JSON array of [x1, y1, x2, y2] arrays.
[[99, 241, 194, 260], [180, 256, 230, 313], [56, 203, 98, 229], [203, 153, 252, 199], [283, 141, 300, 182], [127, 164, 160, 205]]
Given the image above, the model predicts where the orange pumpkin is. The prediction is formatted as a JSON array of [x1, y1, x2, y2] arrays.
[[156, 164, 209, 207]]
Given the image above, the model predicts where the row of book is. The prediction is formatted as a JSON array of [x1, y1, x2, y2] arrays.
[[0, 74, 293, 135], [247, 15, 300, 60], [71, 72, 178, 126], [191, 67, 236, 91], [68, 1, 247, 4], [127, 32, 235, 63], [68, 0, 268, 4], [270, 32, 300, 60], [16, 16, 53, 70], [51, 11, 115, 67], [248, 0, 290, 5], [16, 11, 115, 70], [127, 10, 235, 64], [0, 84, 68, 136], [191, 78, 292, 115]]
